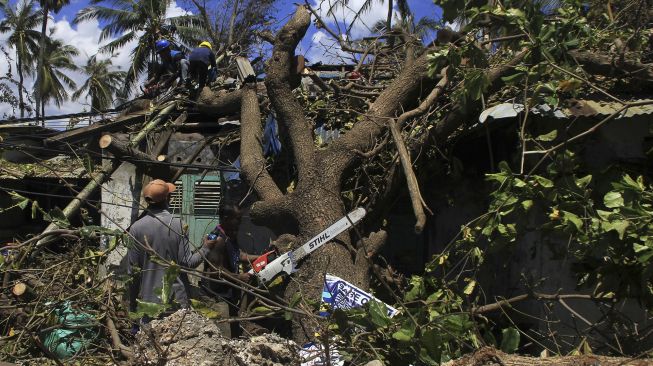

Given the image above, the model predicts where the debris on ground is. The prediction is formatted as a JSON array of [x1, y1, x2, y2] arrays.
[[133, 309, 300, 366], [443, 347, 653, 366]]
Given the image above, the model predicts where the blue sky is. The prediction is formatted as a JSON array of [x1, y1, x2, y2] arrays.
[[0, 0, 442, 117]]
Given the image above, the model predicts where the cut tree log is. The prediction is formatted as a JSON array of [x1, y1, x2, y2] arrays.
[[99, 134, 174, 178], [99, 134, 156, 162], [11, 282, 27, 297], [11, 282, 35, 301]]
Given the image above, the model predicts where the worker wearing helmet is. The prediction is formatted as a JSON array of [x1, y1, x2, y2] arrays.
[[143, 39, 188, 97], [187, 41, 217, 94]]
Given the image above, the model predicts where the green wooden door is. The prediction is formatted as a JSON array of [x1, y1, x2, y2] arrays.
[[169, 174, 222, 248]]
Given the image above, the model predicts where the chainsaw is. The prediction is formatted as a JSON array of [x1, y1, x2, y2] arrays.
[[249, 207, 366, 284]]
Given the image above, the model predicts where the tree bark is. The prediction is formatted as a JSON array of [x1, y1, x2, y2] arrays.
[[195, 88, 245, 116], [569, 49, 653, 83], [35, 6, 48, 125], [17, 56, 25, 118]]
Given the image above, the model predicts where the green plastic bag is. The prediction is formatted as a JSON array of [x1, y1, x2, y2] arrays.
[[40, 302, 98, 358]]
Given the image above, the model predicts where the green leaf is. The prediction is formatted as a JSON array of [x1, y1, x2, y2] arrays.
[[289, 292, 302, 307], [392, 320, 416, 342], [463, 280, 476, 295], [420, 329, 442, 364], [464, 69, 490, 101], [498, 161, 512, 174], [501, 73, 524, 84], [533, 175, 554, 188], [42, 207, 71, 228], [131, 300, 168, 319], [481, 215, 500, 236], [602, 220, 629, 240], [604, 191, 624, 208], [521, 200, 534, 211], [31, 200, 40, 219], [562, 211, 583, 231], [500, 327, 520, 353], [252, 306, 274, 314], [636, 248, 653, 263], [190, 299, 223, 319], [575, 175, 592, 189], [405, 276, 425, 302], [283, 310, 293, 321], [161, 263, 180, 305], [368, 300, 392, 328], [535, 130, 558, 141], [617, 174, 643, 192]]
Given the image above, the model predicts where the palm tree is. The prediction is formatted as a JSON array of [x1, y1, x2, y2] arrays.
[[36, 38, 78, 117], [73, 54, 126, 112], [34, 0, 69, 124], [74, 0, 206, 96], [0, 0, 42, 118]]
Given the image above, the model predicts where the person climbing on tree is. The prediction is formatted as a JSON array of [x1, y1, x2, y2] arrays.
[[186, 41, 217, 95], [142, 39, 189, 97]]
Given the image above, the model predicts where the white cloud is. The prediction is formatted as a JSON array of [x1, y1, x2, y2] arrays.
[[306, 0, 398, 64], [0, 1, 189, 120]]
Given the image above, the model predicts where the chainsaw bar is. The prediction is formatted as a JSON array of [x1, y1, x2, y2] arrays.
[[255, 207, 366, 284]]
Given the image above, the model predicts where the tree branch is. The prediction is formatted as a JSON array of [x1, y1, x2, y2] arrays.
[[265, 5, 316, 184], [239, 84, 284, 201], [570, 49, 653, 83], [389, 67, 449, 233], [328, 51, 435, 175]]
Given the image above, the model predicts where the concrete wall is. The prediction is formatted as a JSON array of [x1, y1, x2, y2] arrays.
[[101, 161, 142, 272]]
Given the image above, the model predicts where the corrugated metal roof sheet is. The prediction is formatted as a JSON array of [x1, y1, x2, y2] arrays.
[[480, 99, 653, 123]]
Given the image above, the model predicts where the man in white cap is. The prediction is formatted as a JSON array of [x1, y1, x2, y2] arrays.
[[127, 179, 213, 315]]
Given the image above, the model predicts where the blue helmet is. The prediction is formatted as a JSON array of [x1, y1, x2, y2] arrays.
[[155, 39, 170, 52]]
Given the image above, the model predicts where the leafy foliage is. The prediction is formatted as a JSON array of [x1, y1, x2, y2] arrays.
[[0, 0, 42, 117], [37, 38, 78, 110], [463, 151, 653, 304], [329, 276, 478, 365], [73, 54, 126, 111]]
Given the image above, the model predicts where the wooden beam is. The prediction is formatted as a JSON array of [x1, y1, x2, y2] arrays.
[[150, 111, 187, 156], [44, 111, 147, 146]]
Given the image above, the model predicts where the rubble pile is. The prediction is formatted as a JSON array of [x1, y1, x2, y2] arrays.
[[134, 309, 300, 366]]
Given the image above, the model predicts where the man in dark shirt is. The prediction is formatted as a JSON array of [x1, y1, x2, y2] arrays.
[[128, 179, 213, 312], [187, 41, 217, 93], [200, 204, 258, 337]]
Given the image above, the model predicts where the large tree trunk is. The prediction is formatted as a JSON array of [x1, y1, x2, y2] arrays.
[[237, 5, 437, 342]]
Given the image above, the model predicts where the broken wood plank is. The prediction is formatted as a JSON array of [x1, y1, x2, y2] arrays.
[[235, 56, 256, 81], [44, 111, 148, 146], [150, 111, 187, 157]]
